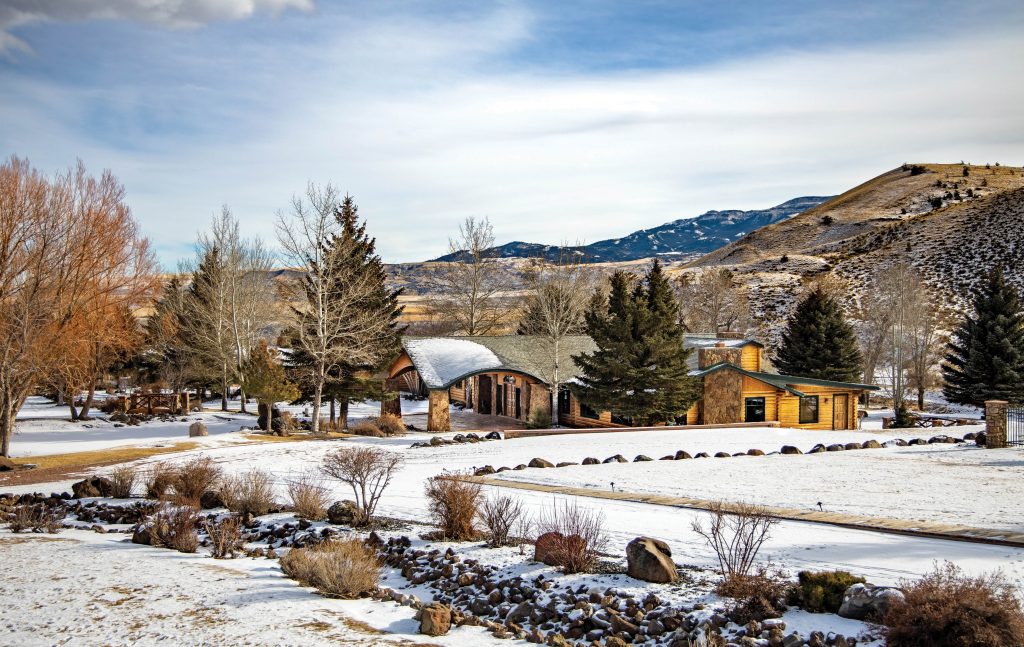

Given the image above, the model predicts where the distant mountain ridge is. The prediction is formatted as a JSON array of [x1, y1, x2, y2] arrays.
[[429, 196, 831, 263]]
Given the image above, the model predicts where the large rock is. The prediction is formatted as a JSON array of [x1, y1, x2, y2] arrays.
[[534, 531, 563, 565], [626, 537, 678, 583], [188, 421, 209, 437], [131, 524, 153, 545], [528, 457, 554, 468], [861, 439, 881, 449], [327, 500, 360, 525], [780, 445, 802, 455], [72, 476, 113, 498], [837, 583, 905, 621], [581, 457, 600, 465], [418, 601, 452, 636], [674, 450, 692, 460]]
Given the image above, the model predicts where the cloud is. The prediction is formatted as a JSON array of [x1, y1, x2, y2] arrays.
[[0, 0, 312, 52]]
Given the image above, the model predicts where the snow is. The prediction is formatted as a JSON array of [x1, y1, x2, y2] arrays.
[[403, 338, 502, 388]]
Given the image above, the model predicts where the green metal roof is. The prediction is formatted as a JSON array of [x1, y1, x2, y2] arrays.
[[690, 361, 880, 396]]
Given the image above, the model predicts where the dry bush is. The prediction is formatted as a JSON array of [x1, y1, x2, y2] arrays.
[[172, 456, 222, 506], [7, 504, 63, 533], [204, 514, 243, 559], [788, 570, 865, 614], [219, 469, 277, 517], [425, 473, 482, 541], [280, 538, 381, 598], [348, 420, 384, 437], [479, 493, 527, 547], [151, 504, 199, 553], [691, 502, 778, 580], [535, 499, 607, 573], [108, 464, 138, 499], [287, 470, 331, 521], [322, 446, 402, 526], [371, 413, 405, 436], [884, 561, 1024, 647], [717, 565, 790, 624], [145, 461, 177, 499]]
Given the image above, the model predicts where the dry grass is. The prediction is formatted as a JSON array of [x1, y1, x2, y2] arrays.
[[371, 413, 405, 436], [204, 515, 243, 559], [150, 504, 199, 553], [170, 456, 222, 507], [280, 538, 381, 598], [219, 469, 277, 517], [6, 503, 64, 533], [425, 474, 482, 541], [287, 470, 331, 521], [0, 442, 198, 488], [348, 420, 384, 437], [107, 464, 138, 498], [145, 461, 177, 499]]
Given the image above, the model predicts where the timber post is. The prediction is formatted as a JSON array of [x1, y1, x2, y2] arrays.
[[427, 389, 450, 432], [985, 400, 1008, 448]]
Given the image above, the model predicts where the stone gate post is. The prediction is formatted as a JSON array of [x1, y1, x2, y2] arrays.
[[985, 400, 1008, 448]]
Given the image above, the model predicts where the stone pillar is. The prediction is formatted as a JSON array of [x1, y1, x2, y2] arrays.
[[428, 389, 451, 432], [985, 400, 1008, 448]]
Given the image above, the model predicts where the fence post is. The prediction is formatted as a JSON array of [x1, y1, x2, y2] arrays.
[[984, 400, 1008, 448]]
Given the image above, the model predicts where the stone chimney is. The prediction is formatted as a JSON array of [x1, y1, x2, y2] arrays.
[[716, 330, 745, 340], [698, 343, 743, 369]]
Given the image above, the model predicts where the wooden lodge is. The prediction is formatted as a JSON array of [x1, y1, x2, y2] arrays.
[[385, 334, 877, 432]]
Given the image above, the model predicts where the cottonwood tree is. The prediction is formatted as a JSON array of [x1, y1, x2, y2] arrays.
[[517, 249, 592, 425], [0, 157, 156, 457], [427, 216, 513, 335], [278, 184, 399, 434], [676, 268, 750, 334], [775, 284, 862, 383]]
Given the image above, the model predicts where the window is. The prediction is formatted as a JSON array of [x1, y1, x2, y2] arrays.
[[744, 397, 766, 423], [557, 389, 571, 414], [799, 396, 819, 424], [611, 413, 633, 426], [580, 402, 599, 420]]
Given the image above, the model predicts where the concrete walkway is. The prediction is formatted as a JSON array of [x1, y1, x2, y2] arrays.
[[404, 409, 526, 433], [472, 476, 1024, 548]]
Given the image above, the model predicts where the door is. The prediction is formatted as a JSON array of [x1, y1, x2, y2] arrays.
[[478, 375, 492, 415], [514, 388, 522, 419], [496, 384, 505, 416], [833, 394, 849, 429]]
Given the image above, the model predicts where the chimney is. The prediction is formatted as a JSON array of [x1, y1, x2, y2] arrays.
[[716, 330, 745, 340], [698, 344, 743, 369]]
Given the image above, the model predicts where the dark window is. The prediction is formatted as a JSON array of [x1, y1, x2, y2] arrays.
[[745, 397, 766, 423], [799, 396, 819, 424], [558, 389, 571, 414], [580, 402, 599, 420], [611, 413, 633, 426]]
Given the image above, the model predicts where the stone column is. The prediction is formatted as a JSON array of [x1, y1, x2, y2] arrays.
[[985, 400, 1008, 448], [427, 389, 451, 432], [381, 380, 402, 417]]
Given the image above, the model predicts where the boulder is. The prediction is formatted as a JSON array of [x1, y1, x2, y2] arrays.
[[131, 524, 153, 545], [72, 476, 113, 499], [327, 500, 360, 525], [556, 461, 578, 468], [883, 438, 908, 447], [634, 455, 653, 462], [928, 435, 956, 444], [780, 445, 802, 455], [861, 439, 882, 449], [808, 444, 827, 454], [188, 421, 209, 437], [603, 454, 628, 463], [907, 438, 927, 446], [513, 464, 527, 470], [843, 442, 861, 451], [528, 458, 554, 469], [418, 601, 452, 636], [747, 449, 766, 456], [660, 455, 675, 460], [674, 450, 692, 460], [485, 431, 502, 440], [625, 537, 678, 583], [826, 444, 845, 452], [694, 452, 710, 458], [581, 457, 600, 465], [474, 465, 496, 476], [0, 456, 17, 472], [714, 452, 731, 458], [975, 431, 987, 446], [837, 583, 905, 621]]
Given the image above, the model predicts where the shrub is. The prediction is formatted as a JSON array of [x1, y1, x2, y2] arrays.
[[371, 413, 405, 436], [479, 494, 528, 547], [150, 504, 199, 553], [204, 514, 243, 559], [526, 409, 550, 429], [219, 469, 277, 517], [788, 570, 865, 613], [108, 464, 138, 499], [718, 566, 790, 624], [535, 499, 607, 573], [820, 215, 834, 226], [280, 538, 381, 598], [425, 473, 482, 541], [145, 462, 177, 499], [884, 562, 1024, 647], [172, 456, 222, 506], [349, 420, 384, 437], [287, 470, 331, 521], [691, 501, 778, 580], [7, 503, 63, 533], [909, 164, 927, 176], [322, 446, 402, 526]]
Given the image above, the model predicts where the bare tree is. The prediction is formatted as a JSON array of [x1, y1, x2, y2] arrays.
[[0, 157, 156, 456], [906, 289, 946, 411], [427, 216, 513, 335], [277, 183, 393, 433], [322, 446, 403, 525], [856, 292, 893, 407], [518, 248, 592, 425], [691, 501, 778, 580], [535, 498, 607, 574], [676, 268, 750, 334], [479, 493, 528, 548]]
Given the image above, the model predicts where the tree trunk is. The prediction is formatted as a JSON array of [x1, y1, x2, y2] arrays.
[[239, 387, 248, 414], [311, 382, 323, 434], [917, 386, 926, 411], [340, 398, 349, 430], [330, 398, 336, 424], [220, 364, 229, 412], [67, 397, 79, 421], [79, 379, 97, 420], [0, 397, 14, 458]]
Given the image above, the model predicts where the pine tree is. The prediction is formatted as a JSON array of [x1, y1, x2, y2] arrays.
[[942, 266, 1024, 406], [241, 340, 300, 431], [573, 261, 701, 425], [775, 285, 862, 382]]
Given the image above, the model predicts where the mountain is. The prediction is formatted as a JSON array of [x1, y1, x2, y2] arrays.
[[429, 196, 831, 263], [685, 163, 1024, 343]]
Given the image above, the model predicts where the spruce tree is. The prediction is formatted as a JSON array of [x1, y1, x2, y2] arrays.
[[774, 285, 862, 382], [942, 266, 1024, 406], [573, 261, 701, 425], [241, 340, 300, 431]]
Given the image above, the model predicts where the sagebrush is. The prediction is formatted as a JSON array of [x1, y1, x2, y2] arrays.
[[204, 515, 243, 559], [425, 473, 481, 541], [691, 501, 778, 580], [150, 504, 199, 553], [219, 469, 277, 517], [108, 464, 138, 499], [6, 504, 63, 533], [287, 470, 330, 521], [171, 456, 222, 506], [479, 493, 528, 547], [280, 538, 381, 598]]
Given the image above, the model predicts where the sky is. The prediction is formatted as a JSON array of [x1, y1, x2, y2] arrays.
[[1, 0, 1023, 268]]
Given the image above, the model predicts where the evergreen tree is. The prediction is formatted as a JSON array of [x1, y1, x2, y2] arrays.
[[775, 285, 862, 382], [942, 266, 1024, 406], [573, 261, 702, 425], [241, 340, 300, 430]]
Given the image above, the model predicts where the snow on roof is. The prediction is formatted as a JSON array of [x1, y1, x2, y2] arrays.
[[403, 338, 503, 389]]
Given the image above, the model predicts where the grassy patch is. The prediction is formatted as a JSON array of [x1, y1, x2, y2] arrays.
[[0, 443, 199, 487]]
